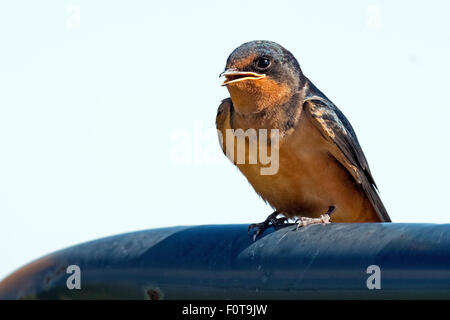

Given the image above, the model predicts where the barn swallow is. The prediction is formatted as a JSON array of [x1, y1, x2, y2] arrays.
[[216, 40, 391, 240]]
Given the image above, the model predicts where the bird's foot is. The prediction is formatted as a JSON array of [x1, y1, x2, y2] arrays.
[[295, 214, 331, 229], [295, 206, 335, 230], [248, 211, 288, 241]]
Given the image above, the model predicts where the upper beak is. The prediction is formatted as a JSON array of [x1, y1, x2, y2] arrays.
[[220, 68, 266, 86]]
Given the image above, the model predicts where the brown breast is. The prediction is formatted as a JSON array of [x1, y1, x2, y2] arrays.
[[216, 99, 379, 222]]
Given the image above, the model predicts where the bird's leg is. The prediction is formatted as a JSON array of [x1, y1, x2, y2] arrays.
[[248, 211, 288, 241], [295, 206, 335, 230]]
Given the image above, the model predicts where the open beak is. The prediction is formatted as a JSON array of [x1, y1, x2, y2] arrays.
[[220, 69, 266, 86]]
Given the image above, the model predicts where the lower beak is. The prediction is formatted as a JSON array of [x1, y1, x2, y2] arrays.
[[220, 69, 266, 86]]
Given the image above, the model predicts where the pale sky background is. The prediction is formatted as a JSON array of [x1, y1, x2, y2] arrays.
[[1, 0, 449, 280]]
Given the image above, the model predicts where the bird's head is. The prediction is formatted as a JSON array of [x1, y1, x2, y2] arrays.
[[221, 40, 304, 114]]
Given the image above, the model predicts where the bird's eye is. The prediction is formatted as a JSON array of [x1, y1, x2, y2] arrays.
[[256, 57, 271, 70]]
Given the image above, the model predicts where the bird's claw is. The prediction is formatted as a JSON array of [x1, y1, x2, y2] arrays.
[[248, 222, 266, 241], [295, 214, 331, 230], [248, 212, 288, 241], [295, 206, 335, 230]]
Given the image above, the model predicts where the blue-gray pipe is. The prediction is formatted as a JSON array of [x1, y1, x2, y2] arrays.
[[1, 223, 450, 299]]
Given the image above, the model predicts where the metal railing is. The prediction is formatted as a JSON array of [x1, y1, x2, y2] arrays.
[[1, 223, 450, 299]]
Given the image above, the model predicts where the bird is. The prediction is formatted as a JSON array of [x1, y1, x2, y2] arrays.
[[216, 40, 391, 240]]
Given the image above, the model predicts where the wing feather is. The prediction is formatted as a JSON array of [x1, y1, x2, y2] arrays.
[[304, 97, 391, 222]]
